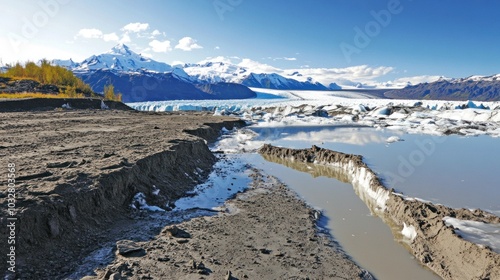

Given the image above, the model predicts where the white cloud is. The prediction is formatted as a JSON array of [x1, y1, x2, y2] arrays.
[[149, 40, 172, 53], [391, 75, 442, 86], [175, 37, 203, 51], [238, 58, 282, 73], [197, 56, 235, 65], [151, 29, 161, 37], [267, 56, 298, 61], [76, 28, 103, 39], [120, 33, 131, 44], [215, 46, 220, 50], [283, 65, 394, 85], [122, 22, 149, 33], [103, 32, 119, 42]]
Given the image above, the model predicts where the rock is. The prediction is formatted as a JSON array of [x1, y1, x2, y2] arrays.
[[157, 256, 170, 262], [162, 225, 191, 238], [109, 273, 122, 280], [116, 240, 146, 257], [225, 270, 232, 280], [274, 251, 285, 257], [48, 217, 61, 237], [260, 248, 271, 254]]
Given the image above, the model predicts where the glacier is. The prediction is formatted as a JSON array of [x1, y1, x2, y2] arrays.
[[128, 88, 500, 138]]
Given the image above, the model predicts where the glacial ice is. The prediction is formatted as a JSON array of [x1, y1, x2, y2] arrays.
[[128, 89, 500, 138]]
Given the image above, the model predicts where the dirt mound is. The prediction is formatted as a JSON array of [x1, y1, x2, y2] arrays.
[[0, 98, 132, 112], [259, 144, 500, 280], [0, 77, 59, 94]]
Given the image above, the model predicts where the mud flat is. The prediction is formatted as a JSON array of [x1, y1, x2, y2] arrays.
[[0, 109, 243, 279], [259, 144, 500, 280]]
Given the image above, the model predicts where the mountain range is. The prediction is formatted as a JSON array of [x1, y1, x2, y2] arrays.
[[51, 44, 500, 102], [385, 75, 500, 101], [52, 44, 340, 102]]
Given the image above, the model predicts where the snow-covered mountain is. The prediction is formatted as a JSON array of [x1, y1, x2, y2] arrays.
[[51, 45, 255, 102], [385, 74, 500, 101], [182, 61, 248, 83], [240, 73, 328, 90], [452, 74, 500, 83], [70, 44, 174, 73], [53, 44, 347, 91], [182, 58, 331, 90], [51, 58, 78, 69]]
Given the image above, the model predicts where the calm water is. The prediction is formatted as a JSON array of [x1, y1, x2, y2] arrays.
[[250, 125, 500, 214]]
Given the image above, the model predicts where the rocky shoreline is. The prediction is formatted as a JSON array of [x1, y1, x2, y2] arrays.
[[259, 144, 500, 280]]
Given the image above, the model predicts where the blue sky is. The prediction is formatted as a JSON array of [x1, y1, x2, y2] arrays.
[[1, 0, 500, 85]]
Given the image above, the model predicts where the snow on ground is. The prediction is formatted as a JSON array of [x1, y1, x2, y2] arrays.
[[401, 223, 418, 241], [173, 154, 251, 211], [443, 217, 500, 254], [130, 192, 166, 212]]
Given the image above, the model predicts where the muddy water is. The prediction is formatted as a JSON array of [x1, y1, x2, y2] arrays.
[[244, 154, 441, 280], [250, 125, 500, 214], [245, 125, 500, 279]]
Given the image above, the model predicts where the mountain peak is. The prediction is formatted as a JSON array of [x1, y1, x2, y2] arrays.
[[109, 44, 132, 55]]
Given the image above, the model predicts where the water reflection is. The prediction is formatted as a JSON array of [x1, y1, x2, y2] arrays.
[[251, 125, 395, 146], [261, 154, 351, 182]]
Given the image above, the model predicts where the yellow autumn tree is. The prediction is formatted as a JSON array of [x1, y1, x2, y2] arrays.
[[103, 84, 122, 101]]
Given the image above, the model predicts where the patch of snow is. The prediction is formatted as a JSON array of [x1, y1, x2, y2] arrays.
[[401, 222, 417, 241], [386, 136, 404, 143], [152, 185, 160, 196], [100, 100, 109, 109], [131, 192, 165, 212], [443, 217, 500, 254], [174, 154, 251, 211]]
